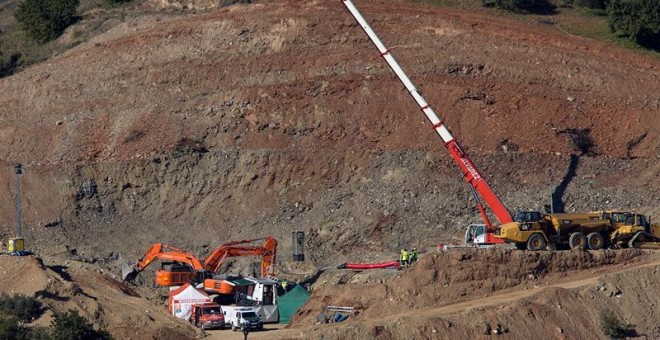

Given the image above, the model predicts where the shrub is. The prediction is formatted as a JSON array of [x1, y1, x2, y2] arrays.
[[28, 326, 53, 340], [574, 0, 609, 9], [482, 0, 556, 14], [0, 293, 42, 322], [600, 309, 636, 338], [14, 0, 80, 43], [0, 53, 21, 78], [608, 0, 660, 49], [0, 316, 30, 340], [51, 310, 111, 340]]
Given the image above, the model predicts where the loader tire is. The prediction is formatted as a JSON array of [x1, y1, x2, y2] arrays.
[[527, 234, 547, 251], [569, 232, 587, 250], [587, 232, 605, 250]]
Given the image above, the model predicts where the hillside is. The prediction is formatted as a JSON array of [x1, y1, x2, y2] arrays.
[[0, 0, 658, 267]]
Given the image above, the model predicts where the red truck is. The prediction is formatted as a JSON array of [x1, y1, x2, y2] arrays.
[[190, 303, 226, 330]]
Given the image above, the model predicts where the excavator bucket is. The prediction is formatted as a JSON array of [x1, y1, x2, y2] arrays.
[[122, 263, 139, 282]]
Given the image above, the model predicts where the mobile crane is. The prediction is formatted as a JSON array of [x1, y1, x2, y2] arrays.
[[341, 0, 513, 245]]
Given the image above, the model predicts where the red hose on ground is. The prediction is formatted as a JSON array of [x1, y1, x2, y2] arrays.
[[342, 261, 400, 270]]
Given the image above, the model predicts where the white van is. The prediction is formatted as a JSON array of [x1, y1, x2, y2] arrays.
[[222, 306, 264, 332]]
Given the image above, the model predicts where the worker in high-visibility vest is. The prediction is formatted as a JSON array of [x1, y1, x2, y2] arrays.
[[400, 249, 409, 267], [410, 248, 418, 264]]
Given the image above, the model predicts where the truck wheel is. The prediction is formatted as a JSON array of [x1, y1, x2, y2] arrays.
[[527, 234, 547, 251], [587, 232, 605, 250], [569, 232, 587, 250]]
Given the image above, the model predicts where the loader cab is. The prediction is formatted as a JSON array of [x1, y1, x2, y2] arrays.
[[513, 211, 542, 223]]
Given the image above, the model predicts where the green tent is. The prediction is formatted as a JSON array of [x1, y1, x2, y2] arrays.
[[278, 285, 311, 324]]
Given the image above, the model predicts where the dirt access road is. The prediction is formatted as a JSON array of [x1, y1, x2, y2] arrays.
[[211, 252, 660, 339]]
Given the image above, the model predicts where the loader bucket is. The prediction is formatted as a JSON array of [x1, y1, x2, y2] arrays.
[[122, 263, 139, 282]]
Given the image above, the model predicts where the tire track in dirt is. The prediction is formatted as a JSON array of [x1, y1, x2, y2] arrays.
[[421, 257, 660, 318]]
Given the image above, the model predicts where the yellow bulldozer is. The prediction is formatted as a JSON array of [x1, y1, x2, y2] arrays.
[[495, 210, 660, 251], [600, 211, 660, 249]]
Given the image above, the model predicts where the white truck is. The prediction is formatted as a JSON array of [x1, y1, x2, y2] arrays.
[[222, 306, 264, 332]]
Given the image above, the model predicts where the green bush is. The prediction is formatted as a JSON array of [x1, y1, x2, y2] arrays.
[[28, 326, 53, 340], [0, 293, 42, 322], [51, 310, 111, 340], [608, 0, 660, 49], [574, 0, 609, 9], [600, 309, 636, 338], [482, 0, 556, 14], [0, 316, 30, 340], [14, 0, 80, 43], [0, 53, 21, 78]]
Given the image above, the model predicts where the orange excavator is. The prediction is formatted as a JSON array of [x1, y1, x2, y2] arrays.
[[202, 237, 277, 295], [122, 237, 278, 291], [121, 243, 206, 286], [203, 236, 278, 276]]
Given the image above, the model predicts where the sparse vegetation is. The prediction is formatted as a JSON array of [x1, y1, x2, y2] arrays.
[[600, 309, 636, 338], [0, 295, 108, 340], [607, 0, 660, 50], [0, 316, 31, 340], [573, 0, 608, 9], [51, 310, 111, 340], [0, 293, 42, 322], [0, 52, 21, 77], [482, 0, 556, 14], [14, 0, 80, 43]]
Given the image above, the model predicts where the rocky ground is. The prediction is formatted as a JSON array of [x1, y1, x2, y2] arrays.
[[0, 0, 658, 338]]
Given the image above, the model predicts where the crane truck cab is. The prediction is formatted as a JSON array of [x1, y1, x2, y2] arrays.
[[223, 307, 263, 332], [189, 303, 225, 330]]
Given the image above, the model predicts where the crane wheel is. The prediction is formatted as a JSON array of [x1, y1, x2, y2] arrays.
[[587, 232, 605, 250], [527, 234, 547, 251], [569, 232, 587, 250]]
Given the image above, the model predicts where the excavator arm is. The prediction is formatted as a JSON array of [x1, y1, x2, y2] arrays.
[[203, 236, 277, 277], [341, 1, 513, 238], [122, 243, 204, 282]]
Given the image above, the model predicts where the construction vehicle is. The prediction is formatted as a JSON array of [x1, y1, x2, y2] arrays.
[[341, 2, 659, 251], [203, 237, 277, 277], [123, 237, 277, 289], [121, 243, 206, 286], [202, 237, 277, 296], [496, 210, 660, 250], [597, 211, 660, 249], [189, 303, 226, 330], [223, 307, 264, 332], [341, 0, 513, 246], [496, 212, 612, 250]]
